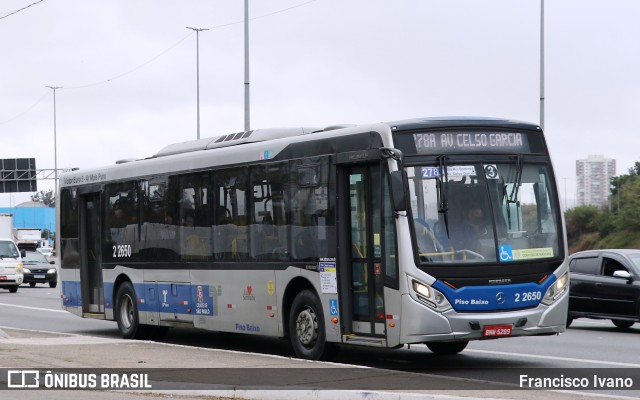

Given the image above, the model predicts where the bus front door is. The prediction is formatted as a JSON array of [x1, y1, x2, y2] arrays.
[[345, 165, 385, 337], [79, 193, 104, 315]]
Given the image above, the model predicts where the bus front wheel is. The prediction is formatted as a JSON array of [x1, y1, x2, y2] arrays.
[[115, 281, 143, 339], [288, 290, 334, 360], [426, 340, 469, 355]]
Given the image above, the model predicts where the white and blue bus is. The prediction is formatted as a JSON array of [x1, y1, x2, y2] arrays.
[[58, 117, 568, 360]]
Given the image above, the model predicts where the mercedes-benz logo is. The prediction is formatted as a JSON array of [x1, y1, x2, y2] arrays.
[[496, 292, 506, 304]]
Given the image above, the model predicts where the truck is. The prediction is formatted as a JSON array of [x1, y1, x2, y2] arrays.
[[13, 228, 42, 250], [0, 214, 13, 239], [0, 215, 24, 293]]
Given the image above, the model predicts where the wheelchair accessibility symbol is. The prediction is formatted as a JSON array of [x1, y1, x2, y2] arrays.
[[329, 299, 339, 316], [499, 245, 513, 262]]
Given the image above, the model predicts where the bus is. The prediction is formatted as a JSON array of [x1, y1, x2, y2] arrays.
[[58, 117, 568, 360]]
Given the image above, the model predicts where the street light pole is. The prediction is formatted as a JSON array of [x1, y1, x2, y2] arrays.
[[244, 0, 250, 131], [45, 86, 61, 199], [186, 27, 209, 140], [540, 0, 545, 130]]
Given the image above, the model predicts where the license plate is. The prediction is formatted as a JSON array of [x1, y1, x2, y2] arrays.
[[483, 324, 512, 337], [0, 276, 6, 280], [34, 274, 46, 279]]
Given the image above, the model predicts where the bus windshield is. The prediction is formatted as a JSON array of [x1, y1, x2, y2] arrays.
[[407, 161, 560, 264]]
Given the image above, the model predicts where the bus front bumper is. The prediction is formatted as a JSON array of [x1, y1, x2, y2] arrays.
[[399, 293, 567, 344]]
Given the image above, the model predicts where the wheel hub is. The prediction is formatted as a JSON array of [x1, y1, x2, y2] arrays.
[[296, 308, 317, 346], [120, 294, 134, 329]]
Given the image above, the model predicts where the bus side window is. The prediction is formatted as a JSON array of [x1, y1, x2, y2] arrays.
[[249, 163, 289, 261], [291, 159, 330, 261], [60, 188, 80, 267], [291, 187, 317, 261], [139, 178, 179, 262], [104, 181, 139, 262], [213, 168, 248, 261], [176, 172, 211, 261]]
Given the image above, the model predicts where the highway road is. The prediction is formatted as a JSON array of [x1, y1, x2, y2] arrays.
[[2, 285, 640, 398]]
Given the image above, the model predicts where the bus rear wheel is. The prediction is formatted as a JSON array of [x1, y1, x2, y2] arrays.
[[116, 281, 144, 339], [288, 290, 334, 360], [612, 319, 634, 329], [426, 341, 469, 355]]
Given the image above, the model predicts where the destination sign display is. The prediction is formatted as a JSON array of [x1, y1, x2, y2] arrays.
[[412, 131, 530, 154]]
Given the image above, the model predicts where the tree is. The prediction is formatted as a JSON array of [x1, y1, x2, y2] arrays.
[[566, 159, 640, 251], [31, 189, 56, 207], [610, 161, 640, 197], [564, 205, 603, 248], [617, 177, 640, 231]]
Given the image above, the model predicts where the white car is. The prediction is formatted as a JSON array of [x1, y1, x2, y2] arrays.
[[36, 246, 54, 257], [0, 239, 24, 293]]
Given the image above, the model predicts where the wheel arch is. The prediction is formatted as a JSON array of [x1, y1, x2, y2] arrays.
[[282, 276, 317, 338], [112, 273, 134, 311]]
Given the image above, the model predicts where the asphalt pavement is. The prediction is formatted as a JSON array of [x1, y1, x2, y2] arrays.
[[0, 327, 628, 400]]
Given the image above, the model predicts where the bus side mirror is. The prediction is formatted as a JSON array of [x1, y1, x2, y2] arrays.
[[389, 170, 408, 212]]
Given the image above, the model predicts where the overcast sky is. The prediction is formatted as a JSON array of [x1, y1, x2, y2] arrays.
[[2, 0, 639, 207]]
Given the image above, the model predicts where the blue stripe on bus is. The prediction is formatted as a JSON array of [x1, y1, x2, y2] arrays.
[[432, 275, 556, 311], [61, 280, 82, 308], [104, 282, 114, 309], [69, 281, 215, 316], [137, 282, 216, 316]]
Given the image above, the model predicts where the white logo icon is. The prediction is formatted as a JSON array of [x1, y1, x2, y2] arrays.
[[8, 370, 40, 388]]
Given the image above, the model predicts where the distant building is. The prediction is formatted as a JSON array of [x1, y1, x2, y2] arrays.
[[0, 201, 56, 235], [576, 155, 616, 207]]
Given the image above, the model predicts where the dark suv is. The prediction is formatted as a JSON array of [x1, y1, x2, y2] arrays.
[[22, 251, 57, 288], [567, 249, 640, 329]]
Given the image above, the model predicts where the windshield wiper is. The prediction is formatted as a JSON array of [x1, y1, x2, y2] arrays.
[[505, 154, 524, 230], [437, 155, 450, 238]]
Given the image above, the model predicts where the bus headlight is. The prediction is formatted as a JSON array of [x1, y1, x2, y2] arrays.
[[413, 280, 430, 297], [411, 279, 452, 312], [541, 272, 568, 305]]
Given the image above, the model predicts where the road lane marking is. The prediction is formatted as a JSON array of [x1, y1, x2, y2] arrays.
[[0, 302, 66, 313], [4, 302, 640, 375], [467, 348, 640, 367]]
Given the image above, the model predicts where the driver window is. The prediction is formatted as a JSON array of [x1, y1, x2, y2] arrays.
[[602, 257, 627, 277], [447, 180, 495, 260]]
